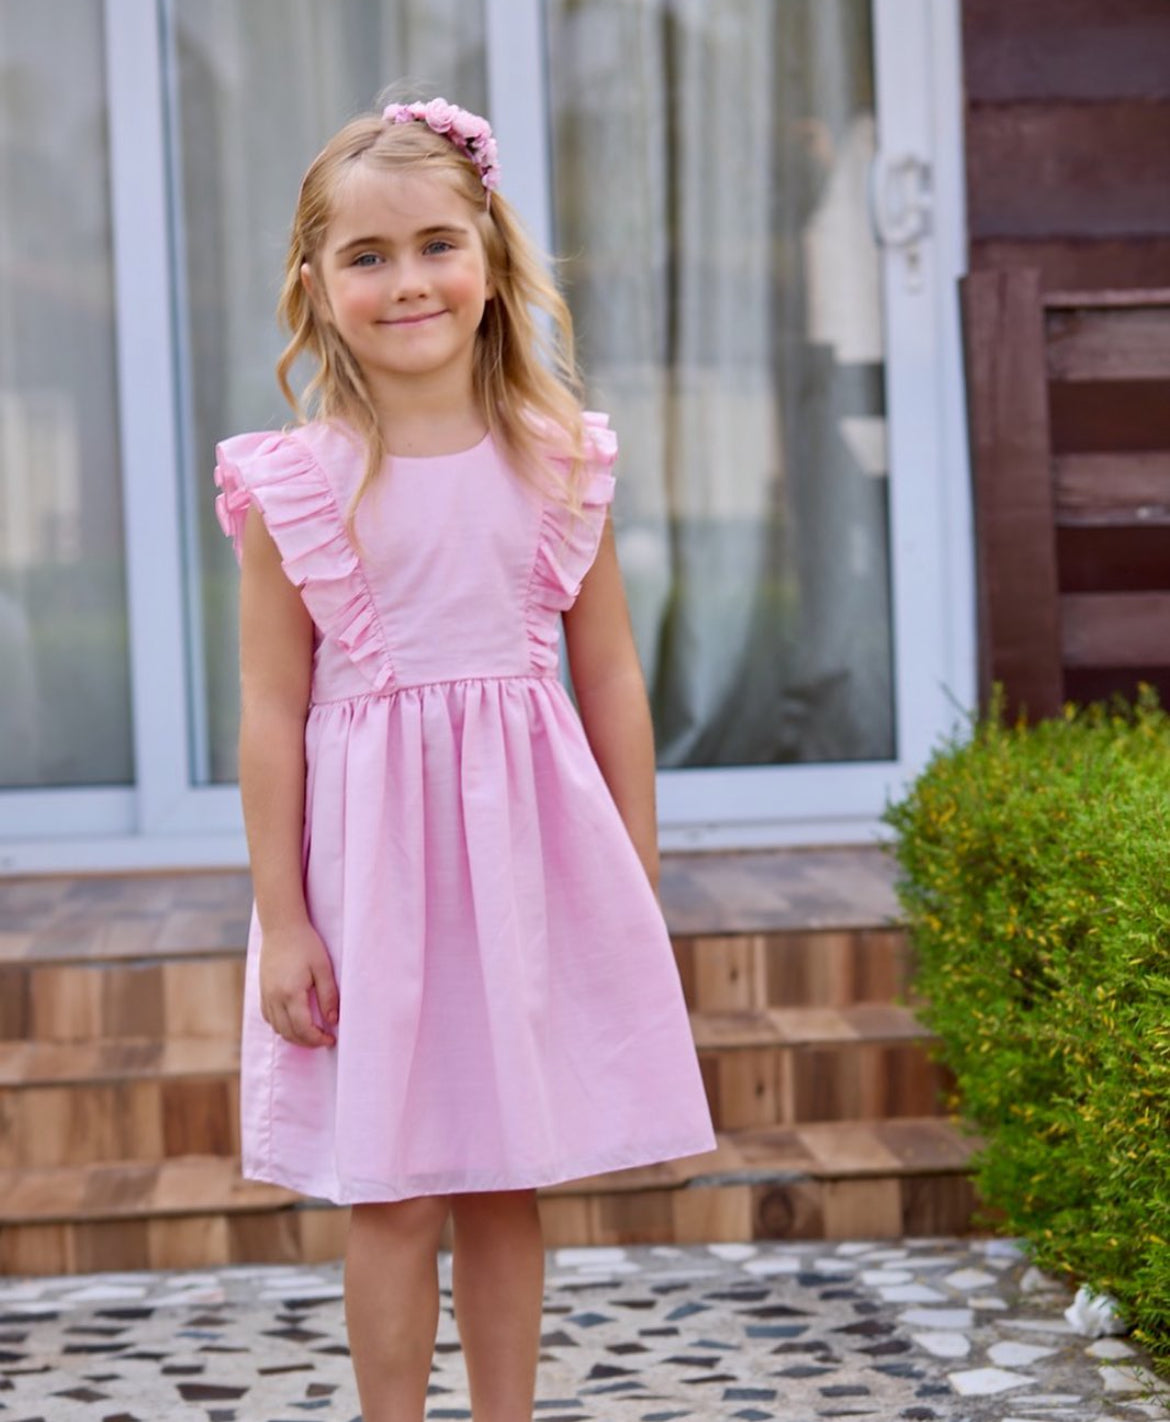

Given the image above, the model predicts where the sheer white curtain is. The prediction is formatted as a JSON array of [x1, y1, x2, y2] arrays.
[[166, 0, 487, 783], [0, 0, 131, 787], [548, 0, 893, 767]]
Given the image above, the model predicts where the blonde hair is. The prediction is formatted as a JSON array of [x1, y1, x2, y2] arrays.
[[276, 111, 587, 529]]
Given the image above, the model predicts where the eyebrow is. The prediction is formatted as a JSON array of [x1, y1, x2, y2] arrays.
[[332, 224, 469, 256]]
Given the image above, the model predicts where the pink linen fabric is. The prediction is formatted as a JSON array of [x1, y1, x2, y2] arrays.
[[214, 415, 716, 1203]]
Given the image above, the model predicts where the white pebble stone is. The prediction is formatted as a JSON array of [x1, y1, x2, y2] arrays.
[[911, 1330, 972, 1359], [154, 1289, 230, 1307], [989, 1340, 1060, 1367], [1100, 1364, 1157, 1394], [861, 1269, 914, 1285], [835, 1241, 876, 1255], [948, 1367, 1036, 1396], [881, 1284, 949, 1304], [862, 1247, 910, 1261], [1021, 1265, 1063, 1293], [61, 1284, 149, 1302], [900, 1307, 976, 1329], [812, 1257, 856, 1274], [981, 1238, 1027, 1260], [554, 1247, 627, 1265], [1086, 1338, 1136, 1360], [1001, 1317, 1076, 1334], [969, 1295, 1010, 1310], [945, 1267, 998, 1291], [743, 1256, 802, 1276], [1013, 1394, 1082, 1405], [706, 1242, 758, 1261]]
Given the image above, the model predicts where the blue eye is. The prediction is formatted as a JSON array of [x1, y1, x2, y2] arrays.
[[353, 252, 381, 267], [424, 239, 454, 256]]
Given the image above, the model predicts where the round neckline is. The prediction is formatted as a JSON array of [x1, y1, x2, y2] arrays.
[[386, 429, 493, 463]]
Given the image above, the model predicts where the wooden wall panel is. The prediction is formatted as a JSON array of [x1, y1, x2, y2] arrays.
[[1057, 527, 1170, 594], [969, 239, 1170, 294], [1048, 382, 1170, 455], [967, 103, 1170, 241], [963, 0, 1170, 102], [960, 269, 1063, 718]]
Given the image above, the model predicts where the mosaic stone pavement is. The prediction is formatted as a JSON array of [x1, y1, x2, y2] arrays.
[[1, 1238, 1167, 1422]]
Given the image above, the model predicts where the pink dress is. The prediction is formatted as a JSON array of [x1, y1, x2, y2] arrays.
[[214, 414, 716, 1203]]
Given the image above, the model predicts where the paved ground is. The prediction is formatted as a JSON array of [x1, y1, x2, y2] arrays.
[[1, 1238, 1165, 1422]]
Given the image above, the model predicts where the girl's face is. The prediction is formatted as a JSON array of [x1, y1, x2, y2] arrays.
[[306, 162, 493, 398]]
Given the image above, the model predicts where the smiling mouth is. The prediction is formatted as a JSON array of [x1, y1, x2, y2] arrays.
[[383, 311, 445, 327]]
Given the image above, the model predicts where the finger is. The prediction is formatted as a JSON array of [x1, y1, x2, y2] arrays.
[[287, 994, 335, 1049], [268, 999, 296, 1045], [312, 955, 340, 1028]]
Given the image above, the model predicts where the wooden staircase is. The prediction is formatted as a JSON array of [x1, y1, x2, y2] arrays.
[[0, 851, 979, 1275]]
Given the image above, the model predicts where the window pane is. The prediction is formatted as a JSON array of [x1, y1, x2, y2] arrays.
[[0, 0, 132, 788], [548, 0, 894, 768], [166, 0, 487, 784]]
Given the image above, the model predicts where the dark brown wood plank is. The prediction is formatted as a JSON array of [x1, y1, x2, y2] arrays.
[[961, 269, 1063, 719], [1045, 306, 1170, 381], [963, 0, 1170, 102], [967, 103, 1170, 239], [1057, 526, 1170, 592], [1046, 288, 1170, 310], [1061, 592, 1170, 666], [970, 238, 1170, 293], [1055, 456, 1170, 528], [1049, 381, 1170, 454], [1063, 665, 1170, 705]]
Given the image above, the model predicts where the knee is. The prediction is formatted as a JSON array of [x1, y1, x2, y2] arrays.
[[450, 1188, 540, 1229], [351, 1194, 451, 1246]]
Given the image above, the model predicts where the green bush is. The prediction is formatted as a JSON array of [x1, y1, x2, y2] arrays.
[[884, 692, 1170, 1372]]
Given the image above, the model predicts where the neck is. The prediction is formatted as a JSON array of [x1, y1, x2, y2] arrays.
[[366, 364, 486, 458]]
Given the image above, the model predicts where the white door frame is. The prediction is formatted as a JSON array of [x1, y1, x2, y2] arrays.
[[0, 0, 972, 872]]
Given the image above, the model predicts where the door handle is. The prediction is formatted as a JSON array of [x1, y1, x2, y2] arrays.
[[868, 151, 933, 248]]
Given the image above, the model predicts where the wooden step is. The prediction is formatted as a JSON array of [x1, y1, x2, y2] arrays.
[[693, 1006, 949, 1129], [0, 851, 908, 1044], [0, 1118, 980, 1275], [0, 1006, 949, 1169], [1, 926, 913, 1042]]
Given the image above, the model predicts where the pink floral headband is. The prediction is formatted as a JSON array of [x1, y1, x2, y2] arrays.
[[383, 99, 501, 199]]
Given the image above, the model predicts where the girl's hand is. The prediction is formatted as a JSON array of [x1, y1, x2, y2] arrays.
[[259, 921, 340, 1049]]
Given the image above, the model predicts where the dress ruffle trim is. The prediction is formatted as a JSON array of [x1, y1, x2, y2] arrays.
[[525, 410, 617, 674], [214, 428, 396, 694]]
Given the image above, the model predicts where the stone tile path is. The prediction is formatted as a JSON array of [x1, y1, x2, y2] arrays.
[[1, 1238, 1165, 1421]]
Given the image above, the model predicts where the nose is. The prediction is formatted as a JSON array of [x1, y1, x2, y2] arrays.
[[390, 255, 429, 301]]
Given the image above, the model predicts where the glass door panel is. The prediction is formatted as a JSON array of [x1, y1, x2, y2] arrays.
[[163, 0, 488, 785], [0, 0, 132, 788], [546, 0, 893, 769]]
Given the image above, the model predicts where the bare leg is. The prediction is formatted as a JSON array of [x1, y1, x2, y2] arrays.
[[345, 1195, 451, 1422], [450, 1189, 545, 1422]]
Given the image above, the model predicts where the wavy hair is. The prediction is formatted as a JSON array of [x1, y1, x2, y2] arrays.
[[276, 111, 587, 531]]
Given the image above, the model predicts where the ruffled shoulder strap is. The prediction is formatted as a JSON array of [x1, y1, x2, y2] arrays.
[[525, 410, 619, 674], [578, 409, 618, 506], [213, 425, 394, 693]]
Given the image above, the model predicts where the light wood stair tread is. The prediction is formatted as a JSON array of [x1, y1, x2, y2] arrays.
[[0, 1156, 295, 1224], [690, 1004, 932, 1049], [0, 1036, 239, 1085], [0, 1004, 936, 1088], [0, 1121, 977, 1225], [0, 849, 900, 966]]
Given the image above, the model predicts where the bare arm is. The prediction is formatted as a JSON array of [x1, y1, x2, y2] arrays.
[[238, 504, 337, 1046], [563, 520, 661, 891]]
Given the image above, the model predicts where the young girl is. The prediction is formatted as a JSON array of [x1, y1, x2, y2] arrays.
[[214, 96, 716, 1422]]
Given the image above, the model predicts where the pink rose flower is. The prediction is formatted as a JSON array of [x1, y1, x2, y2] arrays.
[[450, 110, 491, 145], [423, 98, 459, 134]]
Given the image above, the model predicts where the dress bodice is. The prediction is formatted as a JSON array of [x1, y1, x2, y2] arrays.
[[214, 416, 616, 703]]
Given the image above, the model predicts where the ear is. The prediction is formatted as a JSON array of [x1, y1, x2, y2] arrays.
[[301, 261, 326, 314]]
